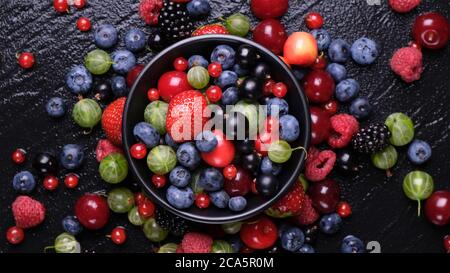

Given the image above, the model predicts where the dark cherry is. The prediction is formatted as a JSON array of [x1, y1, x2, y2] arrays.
[[308, 178, 340, 214], [336, 149, 360, 175], [412, 12, 449, 50], [309, 106, 331, 145], [424, 190, 450, 226], [302, 70, 335, 103], [224, 112, 249, 140], [224, 167, 253, 197], [252, 62, 271, 79], [75, 193, 110, 230], [239, 77, 262, 101], [32, 152, 59, 176], [253, 19, 287, 55], [93, 79, 112, 102], [236, 45, 258, 68], [303, 224, 319, 245], [147, 31, 165, 51], [256, 174, 279, 197], [241, 152, 262, 173], [235, 138, 255, 154]]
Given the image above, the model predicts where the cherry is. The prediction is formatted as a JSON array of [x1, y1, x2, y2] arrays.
[[147, 88, 160, 101], [134, 192, 147, 206], [323, 100, 339, 116], [424, 190, 450, 226], [240, 217, 278, 250], [253, 19, 287, 55], [305, 12, 324, 29], [312, 54, 327, 70], [43, 175, 59, 191], [206, 85, 222, 103], [309, 106, 331, 145], [110, 227, 126, 245], [76, 17, 91, 32], [18, 52, 35, 69], [223, 164, 238, 180], [73, 0, 86, 9], [138, 199, 155, 218], [263, 79, 275, 96], [53, 0, 69, 13], [263, 116, 279, 133], [302, 70, 335, 103], [201, 130, 235, 168], [126, 64, 144, 87], [157, 71, 191, 102], [173, 57, 188, 71], [151, 174, 167, 188], [250, 179, 258, 194], [412, 12, 449, 50], [283, 32, 318, 66], [195, 193, 210, 209], [250, 0, 289, 19], [224, 166, 252, 197], [64, 173, 79, 189], [272, 82, 287, 98], [75, 194, 110, 230], [11, 148, 26, 164], [337, 201, 352, 218], [308, 178, 340, 214], [6, 226, 24, 245], [208, 62, 222, 78], [444, 235, 450, 253], [130, 143, 147, 159]]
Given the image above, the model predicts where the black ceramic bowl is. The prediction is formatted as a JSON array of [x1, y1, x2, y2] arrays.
[[123, 35, 310, 224]]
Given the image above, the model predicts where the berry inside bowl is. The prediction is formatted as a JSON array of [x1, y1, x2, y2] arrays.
[[123, 35, 310, 224]]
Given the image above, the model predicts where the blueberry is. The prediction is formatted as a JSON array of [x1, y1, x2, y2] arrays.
[[195, 131, 218, 152], [311, 29, 332, 51], [228, 196, 247, 212], [221, 86, 239, 105], [211, 45, 236, 70], [176, 142, 201, 170], [166, 185, 195, 209], [335, 79, 360, 102], [232, 64, 249, 77], [65, 65, 93, 95], [12, 171, 36, 193], [341, 235, 365, 253], [188, 55, 209, 68], [198, 167, 224, 192], [46, 97, 66, 118], [279, 114, 300, 142], [209, 190, 230, 208], [281, 227, 305, 252], [94, 24, 118, 49], [267, 98, 289, 116], [328, 39, 351, 63], [407, 140, 432, 165], [229, 235, 243, 252], [260, 157, 282, 175], [62, 215, 83, 235], [216, 70, 238, 89], [351, 38, 379, 65], [60, 144, 84, 170], [292, 68, 308, 81], [111, 50, 136, 74], [169, 166, 192, 188], [326, 63, 347, 83], [111, 75, 129, 97], [124, 28, 146, 53], [133, 122, 160, 148], [187, 0, 211, 18], [319, 213, 342, 234], [349, 97, 372, 120], [165, 133, 179, 150], [297, 244, 315, 253]]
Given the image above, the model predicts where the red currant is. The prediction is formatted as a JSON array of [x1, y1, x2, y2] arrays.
[[195, 193, 210, 209], [263, 79, 275, 96], [6, 226, 24, 245], [208, 62, 222, 77], [323, 100, 339, 116], [444, 235, 450, 253], [312, 54, 327, 70], [110, 227, 126, 245], [73, 0, 86, 9], [43, 175, 59, 191], [130, 143, 147, 159], [305, 12, 324, 29], [151, 174, 166, 188], [147, 88, 160, 101], [412, 12, 449, 50], [173, 57, 188, 71], [206, 85, 222, 103], [53, 0, 69, 13], [76, 17, 91, 32], [240, 217, 277, 250], [11, 148, 26, 164], [337, 201, 352, 218], [223, 164, 238, 180], [18, 52, 35, 69], [138, 200, 155, 218], [64, 173, 79, 189], [134, 192, 147, 206], [272, 82, 287, 98]]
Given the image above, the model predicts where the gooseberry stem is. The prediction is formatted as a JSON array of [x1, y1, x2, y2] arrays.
[[417, 200, 421, 217], [43, 246, 55, 252], [386, 169, 393, 177]]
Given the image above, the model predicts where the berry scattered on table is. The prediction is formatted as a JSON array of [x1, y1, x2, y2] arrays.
[[407, 139, 432, 165], [124, 28, 147, 53], [158, 1, 194, 44], [389, 0, 421, 13], [305, 12, 324, 30], [18, 52, 35, 69], [240, 217, 277, 250], [224, 13, 251, 37], [94, 24, 118, 49], [319, 213, 342, 234], [62, 215, 83, 235], [64, 173, 79, 189], [43, 175, 59, 191], [283, 32, 318, 66], [108, 187, 135, 213], [6, 226, 25, 245], [337, 201, 352, 218], [102, 97, 126, 145], [328, 39, 351, 63], [186, 0, 211, 18], [110, 227, 127, 245], [12, 171, 36, 194], [12, 148, 26, 165], [32, 152, 59, 176], [253, 19, 287, 55], [53, 0, 69, 13], [139, 0, 164, 26], [412, 12, 449, 50], [424, 190, 450, 226], [181, 232, 213, 253], [340, 235, 365, 253], [403, 171, 434, 216], [390, 47, 423, 83], [46, 97, 66, 118], [352, 123, 390, 154], [12, 196, 46, 229], [76, 17, 91, 32], [75, 193, 110, 230], [350, 38, 379, 65], [250, 0, 289, 19], [192, 24, 229, 37]]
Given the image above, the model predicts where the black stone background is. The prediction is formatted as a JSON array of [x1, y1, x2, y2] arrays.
[[0, 0, 449, 253]]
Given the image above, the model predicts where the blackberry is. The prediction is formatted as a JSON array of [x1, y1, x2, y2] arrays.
[[352, 123, 391, 154], [155, 208, 191, 236], [158, 1, 194, 44]]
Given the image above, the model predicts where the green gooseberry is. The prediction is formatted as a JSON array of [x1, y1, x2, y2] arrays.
[[128, 206, 144, 226], [146, 145, 177, 175], [144, 100, 168, 135], [107, 187, 135, 213], [371, 145, 398, 176], [72, 98, 102, 129], [299, 174, 309, 191], [211, 240, 234, 253], [268, 140, 305, 164], [403, 171, 434, 216], [225, 13, 250, 37], [143, 218, 169, 243], [157, 243, 178, 253], [84, 49, 112, 75], [46, 233, 81, 253], [187, 66, 210, 89], [221, 221, 242, 235], [385, 113, 414, 146], [99, 153, 129, 184]]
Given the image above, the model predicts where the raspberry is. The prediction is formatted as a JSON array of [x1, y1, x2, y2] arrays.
[[139, 0, 164, 26], [305, 150, 336, 182], [176, 245, 184, 253], [390, 47, 423, 83], [306, 146, 320, 165], [292, 195, 319, 226], [389, 0, 420, 13], [12, 196, 45, 229], [95, 139, 123, 162], [181, 232, 213, 253], [328, 114, 359, 149]]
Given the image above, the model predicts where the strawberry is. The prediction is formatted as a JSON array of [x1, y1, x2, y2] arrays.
[[292, 195, 319, 226], [192, 24, 229, 37], [102, 97, 126, 146], [166, 90, 208, 142], [12, 196, 46, 229], [265, 179, 306, 218], [95, 139, 124, 162]]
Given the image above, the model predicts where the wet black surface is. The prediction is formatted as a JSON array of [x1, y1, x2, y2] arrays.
[[0, 0, 449, 253]]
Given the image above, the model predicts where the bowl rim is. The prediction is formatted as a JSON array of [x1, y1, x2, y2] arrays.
[[122, 35, 310, 224]]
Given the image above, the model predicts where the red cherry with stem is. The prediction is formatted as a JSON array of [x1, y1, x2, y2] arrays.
[[157, 71, 191, 102], [110, 227, 126, 245], [201, 130, 235, 168], [308, 178, 340, 214], [64, 173, 79, 189], [444, 235, 450, 253], [195, 193, 210, 209], [76, 17, 91, 32], [302, 70, 335, 103], [6, 226, 24, 245], [53, 0, 69, 13], [151, 174, 166, 188], [337, 201, 352, 218], [424, 190, 450, 226], [134, 192, 147, 206], [130, 143, 147, 159], [75, 194, 110, 230], [310, 106, 331, 145], [173, 57, 188, 71], [253, 19, 287, 55], [206, 85, 222, 103], [412, 12, 449, 50], [18, 52, 35, 69], [224, 166, 252, 197], [250, 0, 289, 19], [223, 164, 238, 180], [323, 100, 339, 116], [147, 88, 160, 101], [138, 200, 155, 218], [126, 64, 144, 87], [73, 0, 86, 9], [12, 148, 26, 164], [272, 82, 287, 98], [240, 217, 278, 250], [305, 12, 324, 29], [208, 62, 222, 78], [312, 54, 327, 70], [263, 79, 275, 96], [43, 175, 59, 191]]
